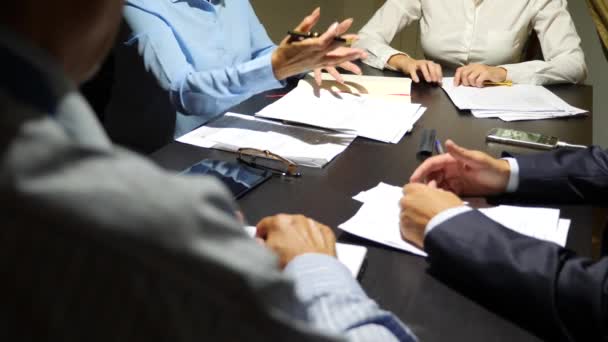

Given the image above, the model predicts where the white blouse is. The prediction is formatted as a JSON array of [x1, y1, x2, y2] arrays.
[[355, 0, 587, 85]]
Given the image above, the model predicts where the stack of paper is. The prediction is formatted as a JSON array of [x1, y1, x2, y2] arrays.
[[441, 77, 587, 121], [177, 113, 355, 168], [256, 75, 426, 143], [339, 182, 571, 257], [244, 226, 367, 277]]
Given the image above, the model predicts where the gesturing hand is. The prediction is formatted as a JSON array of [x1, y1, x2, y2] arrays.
[[272, 8, 366, 85], [400, 182, 464, 248], [454, 64, 507, 87], [256, 214, 336, 269], [409, 140, 511, 197]]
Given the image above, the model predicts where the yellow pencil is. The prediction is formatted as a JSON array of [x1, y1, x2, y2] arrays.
[[483, 80, 513, 87]]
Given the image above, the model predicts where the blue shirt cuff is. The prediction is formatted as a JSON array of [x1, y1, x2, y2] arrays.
[[503, 157, 520, 193], [425, 206, 472, 237], [284, 253, 367, 301], [249, 51, 286, 91]]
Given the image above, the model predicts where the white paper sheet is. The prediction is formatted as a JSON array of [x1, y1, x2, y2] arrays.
[[339, 183, 571, 257], [177, 113, 355, 168], [244, 226, 367, 277], [255, 76, 424, 143], [441, 77, 588, 121]]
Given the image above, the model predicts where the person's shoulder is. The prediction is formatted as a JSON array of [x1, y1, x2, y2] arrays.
[[125, 0, 172, 11]]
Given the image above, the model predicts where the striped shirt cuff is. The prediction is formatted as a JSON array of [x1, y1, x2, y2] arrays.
[[284, 253, 366, 300]]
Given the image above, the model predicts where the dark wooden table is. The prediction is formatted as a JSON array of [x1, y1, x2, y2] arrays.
[[150, 65, 594, 341]]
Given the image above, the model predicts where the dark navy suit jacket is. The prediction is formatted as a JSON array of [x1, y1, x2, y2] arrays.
[[426, 147, 608, 341]]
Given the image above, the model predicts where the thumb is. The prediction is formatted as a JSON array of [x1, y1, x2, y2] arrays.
[[445, 140, 488, 168]]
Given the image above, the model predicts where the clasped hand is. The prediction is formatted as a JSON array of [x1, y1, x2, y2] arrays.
[[272, 7, 367, 86]]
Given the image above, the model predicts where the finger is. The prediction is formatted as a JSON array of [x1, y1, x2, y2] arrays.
[[318, 22, 340, 48], [467, 70, 480, 87], [321, 52, 365, 68], [428, 180, 438, 189], [314, 68, 322, 86], [409, 154, 455, 183], [294, 7, 321, 32], [454, 67, 462, 86], [476, 72, 487, 88], [445, 140, 488, 167], [256, 216, 278, 239], [435, 63, 443, 84], [335, 18, 354, 36], [419, 62, 432, 83], [460, 67, 472, 87], [428, 63, 440, 83], [325, 66, 344, 84], [338, 61, 362, 75], [409, 65, 420, 83], [325, 46, 365, 58]]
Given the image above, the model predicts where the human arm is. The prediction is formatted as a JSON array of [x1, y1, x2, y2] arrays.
[[424, 210, 608, 341], [355, 0, 422, 70], [499, 0, 587, 85], [124, 5, 364, 118], [399, 179, 607, 340], [512, 146, 608, 204], [124, 3, 283, 119], [257, 215, 417, 341]]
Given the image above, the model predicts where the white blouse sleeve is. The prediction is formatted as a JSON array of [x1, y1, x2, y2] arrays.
[[500, 0, 587, 85], [354, 0, 422, 70]]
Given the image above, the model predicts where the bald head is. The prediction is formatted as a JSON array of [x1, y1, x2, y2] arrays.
[[0, 1, 124, 83]]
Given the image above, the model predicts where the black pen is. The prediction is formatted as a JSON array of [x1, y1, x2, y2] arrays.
[[287, 30, 353, 45]]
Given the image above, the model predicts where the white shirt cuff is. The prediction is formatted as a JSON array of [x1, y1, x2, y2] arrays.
[[503, 157, 519, 193], [424, 206, 472, 236]]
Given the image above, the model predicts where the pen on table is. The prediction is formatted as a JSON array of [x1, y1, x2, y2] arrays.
[[434, 139, 444, 154], [483, 80, 513, 87], [287, 30, 354, 45]]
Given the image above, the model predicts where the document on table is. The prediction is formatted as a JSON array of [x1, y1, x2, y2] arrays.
[[244, 226, 367, 277], [256, 76, 426, 143], [441, 77, 587, 121], [339, 183, 571, 257], [177, 113, 355, 168]]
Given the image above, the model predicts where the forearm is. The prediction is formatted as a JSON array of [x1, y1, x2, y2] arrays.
[[354, 0, 419, 70], [425, 210, 568, 340], [426, 210, 608, 341], [284, 254, 416, 341], [500, 51, 587, 85], [172, 52, 284, 117], [514, 146, 608, 203]]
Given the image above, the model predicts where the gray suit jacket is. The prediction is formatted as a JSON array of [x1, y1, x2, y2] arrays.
[[0, 29, 413, 342]]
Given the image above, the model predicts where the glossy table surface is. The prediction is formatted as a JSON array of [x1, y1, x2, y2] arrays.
[[151, 65, 594, 341]]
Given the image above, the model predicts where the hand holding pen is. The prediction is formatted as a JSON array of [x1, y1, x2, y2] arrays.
[[271, 7, 367, 86]]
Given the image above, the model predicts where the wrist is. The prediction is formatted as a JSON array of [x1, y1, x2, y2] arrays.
[[388, 54, 413, 73], [494, 66, 508, 82], [271, 49, 289, 81], [497, 159, 512, 192]]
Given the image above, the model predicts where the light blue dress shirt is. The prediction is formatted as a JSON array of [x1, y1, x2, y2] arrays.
[[124, 0, 285, 137]]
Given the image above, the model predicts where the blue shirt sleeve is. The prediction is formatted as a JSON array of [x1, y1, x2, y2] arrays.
[[284, 254, 418, 342], [123, 3, 284, 120]]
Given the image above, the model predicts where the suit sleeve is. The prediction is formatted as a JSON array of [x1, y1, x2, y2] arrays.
[[425, 210, 608, 341], [513, 146, 608, 204]]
